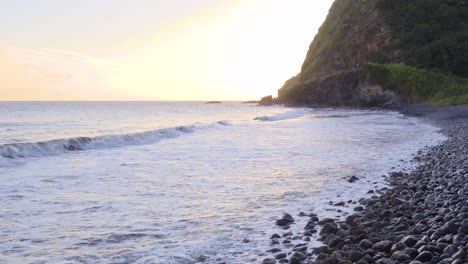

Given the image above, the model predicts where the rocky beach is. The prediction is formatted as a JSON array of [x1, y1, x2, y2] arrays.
[[263, 104, 468, 264]]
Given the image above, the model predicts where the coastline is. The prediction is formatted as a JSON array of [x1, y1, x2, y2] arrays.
[[262, 104, 468, 264]]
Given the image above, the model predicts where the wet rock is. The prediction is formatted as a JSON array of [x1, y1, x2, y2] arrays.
[[288, 257, 300, 264], [263, 258, 277, 264], [291, 252, 306, 261], [348, 175, 360, 183], [292, 244, 307, 253], [320, 223, 339, 235], [354, 206, 364, 212], [270, 238, 280, 245], [276, 214, 295, 227], [312, 246, 331, 255], [196, 255, 208, 262], [325, 235, 344, 248], [318, 218, 335, 225], [275, 253, 287, 259], [266, 248, 280, 255]]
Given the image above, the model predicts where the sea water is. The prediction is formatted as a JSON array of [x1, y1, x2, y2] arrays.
[[0, 102, 444, 264]]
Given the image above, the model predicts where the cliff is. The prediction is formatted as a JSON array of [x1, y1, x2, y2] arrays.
[[277, 0, 468, 106]]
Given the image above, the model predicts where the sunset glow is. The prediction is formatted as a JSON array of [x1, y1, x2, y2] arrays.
[[1, 0, 334, 101]]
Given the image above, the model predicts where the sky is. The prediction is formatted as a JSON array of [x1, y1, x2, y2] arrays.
[[0, 0, 335, 101]]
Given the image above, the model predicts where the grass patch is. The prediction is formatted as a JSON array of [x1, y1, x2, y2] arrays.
[[365, 64, 468, 105]]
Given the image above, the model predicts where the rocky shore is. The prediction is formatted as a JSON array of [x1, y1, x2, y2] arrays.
[[262, 104, 468, 264]]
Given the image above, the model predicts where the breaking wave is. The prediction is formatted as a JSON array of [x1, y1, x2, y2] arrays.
[[254, 108, 312, 121], [0, 120, 230, 164]]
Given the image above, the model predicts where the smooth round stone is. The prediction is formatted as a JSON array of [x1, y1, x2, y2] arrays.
[[415, 251, 433, 262], [274, 253, 287, 260], [359, 239, 374, 250]]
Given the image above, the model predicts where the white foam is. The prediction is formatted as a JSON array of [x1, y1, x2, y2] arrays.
[[0, 106, 446, 264], [254, 108, 312, 121], [0, 120, 230, 165]]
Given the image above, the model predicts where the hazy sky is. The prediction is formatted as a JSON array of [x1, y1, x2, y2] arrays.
[[1, 0, 334, 101]]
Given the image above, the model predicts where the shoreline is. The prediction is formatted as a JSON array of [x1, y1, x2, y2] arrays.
[[262, 104, 468, 264]]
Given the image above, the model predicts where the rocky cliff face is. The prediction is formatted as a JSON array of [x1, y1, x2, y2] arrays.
[[278, 0, 400, 106], [273, 0, 468, 107]]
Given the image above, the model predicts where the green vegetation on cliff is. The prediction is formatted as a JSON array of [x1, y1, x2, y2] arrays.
[[376, 0, 468, 77], [300, 0, 383, 81], [366, 64, 468, 105], [277, 0, 468, 106]]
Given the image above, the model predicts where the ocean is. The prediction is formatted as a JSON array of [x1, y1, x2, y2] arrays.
[[0, 102, 444, 264]]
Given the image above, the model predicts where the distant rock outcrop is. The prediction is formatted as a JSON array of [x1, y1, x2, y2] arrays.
[[258, 95, 276, 106]]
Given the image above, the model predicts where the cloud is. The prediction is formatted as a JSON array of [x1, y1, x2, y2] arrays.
[[0, 45, 128, 100]]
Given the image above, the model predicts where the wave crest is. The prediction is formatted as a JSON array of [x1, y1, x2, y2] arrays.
[[254, 108, 312, 122], [0, 120, 230, 164]]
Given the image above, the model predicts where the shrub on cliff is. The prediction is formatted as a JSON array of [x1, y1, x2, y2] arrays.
[[366, 64, 468, 105], [376, 0, 468, 77]]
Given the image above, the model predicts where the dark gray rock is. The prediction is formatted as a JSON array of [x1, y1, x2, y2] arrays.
[[318, 218, 335, 225], [348, 250, 364, 262], [276, 214, 295, 227], [452, 249, 466, 259], [320, 223, 339, 235], [444, 245, 458, 256], [263, 258, 277, 264], [375, 258, 395, 264], [391, 250, 411, 262], [404, 247, 419, 259], [390, 242, 406, 253], [373, 240, 392, 252], [326, 236, 344, 248], [442, 221, 460, 235], [291, 252, 306, 261], [415, 251, 433, 262], [267, 248, 282, 253], [196, 255, 208, 262], [271, 234, 281, 239], [359, 239, 374, 250], [275, 253, 287, 259], [401, 236, 418, 247], [312, 246, 331, 255], [354, 206, 364, 212], [287, 257, 300, 264], [348, 175, 360, 183]]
